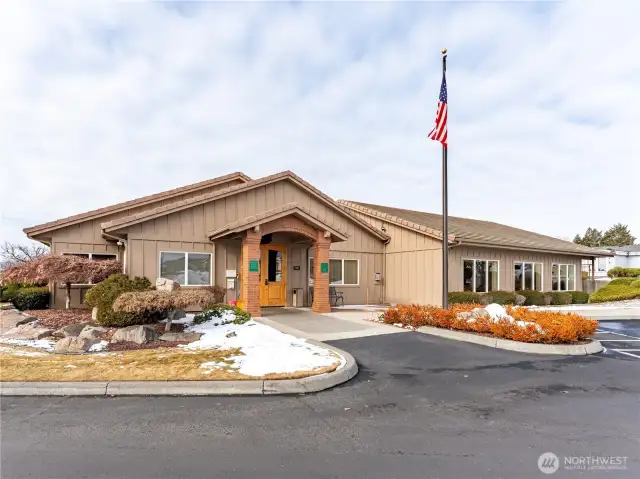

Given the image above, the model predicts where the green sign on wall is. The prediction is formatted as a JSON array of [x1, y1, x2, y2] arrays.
[[320, 262, 329, 273], [249, 259, 259, 272]]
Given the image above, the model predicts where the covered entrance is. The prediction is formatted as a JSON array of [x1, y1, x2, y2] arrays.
[[259, 244, 287, 307]]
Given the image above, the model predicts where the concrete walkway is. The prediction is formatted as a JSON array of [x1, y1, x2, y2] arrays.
[[257, 307, 404, 341]]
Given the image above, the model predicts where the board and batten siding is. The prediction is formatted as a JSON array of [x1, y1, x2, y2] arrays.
[[349, 210, 443, 306], [447, 245, 584, 292]]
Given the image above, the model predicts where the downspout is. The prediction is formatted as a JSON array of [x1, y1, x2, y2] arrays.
[[102, 232, 127, 275]]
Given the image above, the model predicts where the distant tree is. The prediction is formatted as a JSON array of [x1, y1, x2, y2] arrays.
[[1, 256, 121, 309], [0, 241, 49, 269], [602, 223, 636, 247], [573, 227, 604, 247]]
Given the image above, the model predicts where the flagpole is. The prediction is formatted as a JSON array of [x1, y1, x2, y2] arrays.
[[441, 48, 449, 309]]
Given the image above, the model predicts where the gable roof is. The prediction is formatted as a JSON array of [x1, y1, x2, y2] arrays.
[[24, 171, 251, 236], [101, 171, 389, 241], [207, 202, 349, 242], [339, 201, 611, 257]]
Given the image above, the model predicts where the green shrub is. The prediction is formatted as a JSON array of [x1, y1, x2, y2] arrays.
[[549, 292, 572, 305], [448, 291, 482, 305], [518, 290, 546, 306], [84, 274, 154, 326], [569, 291, 590, 304], [1, 283, 22, 303], [193, 305, 251, 325], [607, 267, 640, 278], [483, 290, 517, 305], [590, 284, 640, 303], [12, 287, 50, 311], [631, 279, 640, 289], [609, 278, 636, 286]]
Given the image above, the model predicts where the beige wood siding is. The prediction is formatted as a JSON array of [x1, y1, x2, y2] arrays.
[[448, 245, 583, 293]]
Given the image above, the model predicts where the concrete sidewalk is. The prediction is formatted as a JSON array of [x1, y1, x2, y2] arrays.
[[258, 308, 404, 341]]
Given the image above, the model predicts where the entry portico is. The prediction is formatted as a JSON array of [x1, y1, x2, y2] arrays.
[[208, 203, 350, 316]]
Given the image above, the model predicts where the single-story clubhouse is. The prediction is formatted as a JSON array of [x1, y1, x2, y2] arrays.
[[24, 171, 609, 315]]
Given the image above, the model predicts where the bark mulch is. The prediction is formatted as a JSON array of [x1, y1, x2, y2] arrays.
[[25, 309, 93, 329], [107, 340, 190, 352]]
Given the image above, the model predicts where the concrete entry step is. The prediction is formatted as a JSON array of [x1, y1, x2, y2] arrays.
[[257, 307, 405, 341]]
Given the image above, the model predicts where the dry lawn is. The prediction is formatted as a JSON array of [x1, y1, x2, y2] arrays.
[[0, 345, 341, 382]]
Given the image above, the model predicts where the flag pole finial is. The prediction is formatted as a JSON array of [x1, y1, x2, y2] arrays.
[[441, 48, 447, 55]]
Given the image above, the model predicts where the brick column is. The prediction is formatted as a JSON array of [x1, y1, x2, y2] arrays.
[[241, 230, 262, 318], [312, 232, 331, 314]]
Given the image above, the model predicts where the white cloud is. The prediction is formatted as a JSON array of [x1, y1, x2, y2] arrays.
[[0, 0, 638, 246]]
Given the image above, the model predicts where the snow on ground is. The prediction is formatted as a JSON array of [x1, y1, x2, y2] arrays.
[[471, 304, 544, 333], [159, 315, 193, 325], [0, 338, 56, 352], [88, 340, 109, 352], [0, 345, 49, 357], [182, 313, 344, 377]]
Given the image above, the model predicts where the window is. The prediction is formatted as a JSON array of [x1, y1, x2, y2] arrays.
[[552, 263, 576, 291], [159, 252, 212, 286], [308, 258, 359, 285], [61, 252, 118, 285], [514, 262, 543, 291], [463, 259, 498, 292]]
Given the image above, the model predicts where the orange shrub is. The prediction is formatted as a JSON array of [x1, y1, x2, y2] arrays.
[[382, 304, 597, 344]]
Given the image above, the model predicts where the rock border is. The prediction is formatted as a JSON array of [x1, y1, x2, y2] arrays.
[[416, 325, 603, 355], [0, 340, 358, 396]]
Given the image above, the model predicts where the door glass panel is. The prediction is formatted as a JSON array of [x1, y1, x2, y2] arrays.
[[267, 250, 282, 282], [560, 265, 568, 291], [534, 263, 542, 291], [514, 263, 523, 291], [463, 260, 474, 291], [568, 265, 575, 290], [524, 263, 533, 290], [488, 261, 498, 292], [475, 260, 487, 293]]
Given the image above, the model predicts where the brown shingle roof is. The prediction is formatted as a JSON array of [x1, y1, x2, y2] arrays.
[[24, 171, 251, 235], [339, 201, 610, 257], [101, 171, 389, 241]]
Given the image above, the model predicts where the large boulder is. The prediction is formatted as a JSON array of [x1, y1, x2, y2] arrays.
[[111, 325, 159, 344], [155, 278, 180, 292], [78, 325, 109, 341], [0, 310, 38, 334], [2, 323, 54, 340], [53, 322, 93, 338], [159, 332, 202, 342], [54, 336, 100, 353], [91, 307, 99, 321]]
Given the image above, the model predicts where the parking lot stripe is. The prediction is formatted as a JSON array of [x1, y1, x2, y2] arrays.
[[598, 339, 640, 341], [595, 330, 640, 340], [612, 350, 640, 359]]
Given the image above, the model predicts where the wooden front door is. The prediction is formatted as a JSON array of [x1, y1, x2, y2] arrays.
[[259, 244, 287, 307]]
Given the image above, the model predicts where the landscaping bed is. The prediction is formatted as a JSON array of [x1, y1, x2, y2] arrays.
[[378, 303, 597, 344], [24, 309, 92, 329]]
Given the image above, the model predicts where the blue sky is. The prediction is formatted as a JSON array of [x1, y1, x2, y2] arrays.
[[0, 0, 638, 246]]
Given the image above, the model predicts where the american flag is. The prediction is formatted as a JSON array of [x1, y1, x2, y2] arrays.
[[428, 72, 448, 146]]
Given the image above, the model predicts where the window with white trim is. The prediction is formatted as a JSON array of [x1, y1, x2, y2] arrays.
[[308, 258, 359, 285], [552, 263, 576, 291], [159, 252, 212, 286], [463, 259, 498, 293], [61, 252, 119, 286], [514, 262, 543, 291]]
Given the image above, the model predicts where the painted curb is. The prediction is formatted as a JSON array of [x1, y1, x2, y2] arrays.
[[0, 342, 358, 397], [415, 326, 603, 355]]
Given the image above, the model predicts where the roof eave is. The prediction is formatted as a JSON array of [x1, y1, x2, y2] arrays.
[[459, 241, 615, 257]]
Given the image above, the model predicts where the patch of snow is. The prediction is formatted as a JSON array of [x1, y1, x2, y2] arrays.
[[64, 365, 77, 368], [0, 338, 55, 352], [184, 318, 343, 377], [88, 340, 109, 352], [0, 345, 48, 357], [470, 303, 544, 333]]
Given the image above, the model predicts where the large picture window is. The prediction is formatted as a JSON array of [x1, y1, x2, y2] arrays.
[[463, 259, 498, 293], [160, 252, 212, 286], [514, 262, 543, 291], [309, 258, 359, 285], [61, 252, 119, 285], [552, 263, 576, 291]]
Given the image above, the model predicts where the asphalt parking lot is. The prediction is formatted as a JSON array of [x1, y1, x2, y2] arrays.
[[2, 329, 639, 479], [595, 320, 640, 360]]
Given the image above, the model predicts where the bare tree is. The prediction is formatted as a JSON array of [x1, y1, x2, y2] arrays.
[[0, 241, 49, 268], [1, 256, 122, 309]]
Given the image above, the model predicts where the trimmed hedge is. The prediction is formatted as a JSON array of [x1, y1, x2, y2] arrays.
[[12, 287, 50, 311], [569, 291, 590, 304], [548, 292, 572, 305], [590, 284, 640, 303], [193, 305, 251, 325], [0, 284, 22, 303], [448, 291, 482, 305], [483, 291, 517, 305], [84, 274, 154, 327], [631, 279, 640, 289], [607, 267, 640, 278], [609, 278, 636, 286], [518, 290, 546, 306]]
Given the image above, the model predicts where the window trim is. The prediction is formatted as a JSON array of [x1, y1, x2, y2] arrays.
[[462, 258, 499, 293], [158, 251, 213, 287], [61, 252, 119, 286], [552, 263, 577, 291], [513, 261, 544, 292], [308, 257, 360, 286]]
